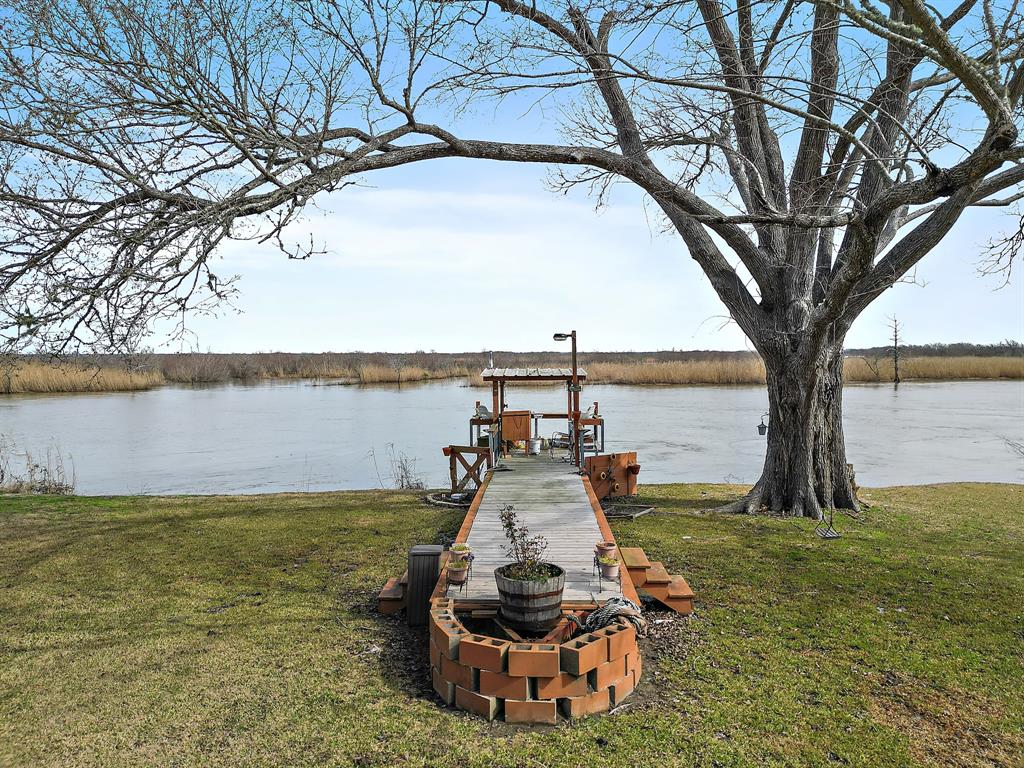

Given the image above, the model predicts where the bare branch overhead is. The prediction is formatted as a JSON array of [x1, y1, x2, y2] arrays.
[[0, 0, 1022, 355]]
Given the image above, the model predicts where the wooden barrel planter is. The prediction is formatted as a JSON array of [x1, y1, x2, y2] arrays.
[[493, 564, 565, 631]]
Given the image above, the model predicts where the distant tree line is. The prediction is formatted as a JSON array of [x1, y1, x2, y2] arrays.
[[845, 340, 1022, 358]]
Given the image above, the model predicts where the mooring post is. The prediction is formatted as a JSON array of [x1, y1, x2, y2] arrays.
[[406, 544, 442, 627]]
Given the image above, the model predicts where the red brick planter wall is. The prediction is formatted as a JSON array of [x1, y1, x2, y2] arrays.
[[427, 598, 641, 723]]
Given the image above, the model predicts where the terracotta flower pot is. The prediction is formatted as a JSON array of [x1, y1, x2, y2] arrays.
[[595, 541, 617, 558], [446, 562, 469, 585], [599, 562, 620, 580]]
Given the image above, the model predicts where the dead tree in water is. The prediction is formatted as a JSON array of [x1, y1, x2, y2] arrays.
[[889, 316, 903, 386], [2, 1, 1024, 517]]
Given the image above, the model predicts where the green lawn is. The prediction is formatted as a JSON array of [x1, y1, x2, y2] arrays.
[[1, 483, 1021, 767]]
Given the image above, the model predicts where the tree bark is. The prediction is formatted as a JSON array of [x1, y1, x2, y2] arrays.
[[809, 344, 859, 512], [725, 341, 859, 518]]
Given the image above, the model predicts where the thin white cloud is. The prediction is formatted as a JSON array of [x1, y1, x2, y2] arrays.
[[174, 177, 1021, 352], [217, 187, 654, 277]]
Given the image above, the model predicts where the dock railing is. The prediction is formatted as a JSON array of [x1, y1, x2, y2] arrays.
[[442, 445, 492, 493]]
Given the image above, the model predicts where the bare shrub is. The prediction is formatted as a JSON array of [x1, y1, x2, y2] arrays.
[[498, 504, 553, 581], [1003, 437, 1024, 459], [0, 437, 76, 494], [389, 446, 426, 491], [368, 443, 426, 490]]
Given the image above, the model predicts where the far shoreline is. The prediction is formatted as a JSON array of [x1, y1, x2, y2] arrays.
[[3, 373, 1024, 398], [3, 351, 1022, 395]]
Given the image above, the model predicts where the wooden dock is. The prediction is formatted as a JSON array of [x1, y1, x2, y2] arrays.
[[448, 455, 629, 605], [377, 354, 694, 723]]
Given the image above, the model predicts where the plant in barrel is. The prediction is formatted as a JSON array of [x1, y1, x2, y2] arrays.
[[493, 505, 565, 631]]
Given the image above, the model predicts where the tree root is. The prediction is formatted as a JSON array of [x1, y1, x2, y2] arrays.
[[711, 477, 860, 520], [713, 480, 766, 516]]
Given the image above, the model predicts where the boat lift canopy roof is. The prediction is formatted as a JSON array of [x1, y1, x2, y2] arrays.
[[481, 367, 587, 382]]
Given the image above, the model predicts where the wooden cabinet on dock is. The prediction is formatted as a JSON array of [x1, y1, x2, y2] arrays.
[[501, 410, 532, 442]]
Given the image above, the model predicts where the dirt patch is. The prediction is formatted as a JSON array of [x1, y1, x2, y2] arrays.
[[616, 606, 701, 713], [867, 670, 1023, 767], [642, 609, 699, 664]]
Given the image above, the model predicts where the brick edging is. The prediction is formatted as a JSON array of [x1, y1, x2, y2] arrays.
[[428, 597, 641, 723]]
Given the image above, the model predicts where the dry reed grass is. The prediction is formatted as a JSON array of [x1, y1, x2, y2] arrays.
[[586, 358, 768, 385], [1, 361, 165, 394], [3, 354, 1020, 393], [157, 353, 356, 383], [467, 356, 1024, 386], [845, 355, 1024, 382], [355, 363, 471, 384], [594, 356, 1024, 385], [587, 356, 1023, 385]]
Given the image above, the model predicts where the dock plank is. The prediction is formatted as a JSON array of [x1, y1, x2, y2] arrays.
[[449, 456, 622, 604]]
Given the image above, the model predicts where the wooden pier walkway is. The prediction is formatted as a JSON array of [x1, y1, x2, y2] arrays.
[[378, 356, 694, 724], [449, 455, 629, 605]]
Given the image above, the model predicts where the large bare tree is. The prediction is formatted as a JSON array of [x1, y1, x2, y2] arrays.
[[2, 0, 1023, 516]]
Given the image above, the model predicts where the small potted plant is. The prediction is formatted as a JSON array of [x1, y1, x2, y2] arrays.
[[450, 542, 472, 559], [493, 505, 565, 631], [595, 540, 617, 558], [598, 554, 620, 580], [446, 556, 470, 585]]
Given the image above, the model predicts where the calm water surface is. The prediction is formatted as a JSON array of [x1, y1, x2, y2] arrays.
[[1, 380, 1021, 495]]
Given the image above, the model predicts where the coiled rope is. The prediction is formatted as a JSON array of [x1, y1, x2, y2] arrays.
[[568, 596, 647, 638]]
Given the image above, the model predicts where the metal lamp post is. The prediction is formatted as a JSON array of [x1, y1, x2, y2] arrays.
[[553, 330, 581, 467]]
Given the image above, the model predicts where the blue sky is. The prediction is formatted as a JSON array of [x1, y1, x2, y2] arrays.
[[169, 155, 1024, 353], [155, 4, 1024, 355]]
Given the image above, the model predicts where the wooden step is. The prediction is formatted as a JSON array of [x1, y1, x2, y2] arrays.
[[638, 585, 694, 615], [668, 575, 694, 599], [399, 570, 409, 586], [644, 562, 671, 584], [378, 576, 406, 615], [626, 566, 648, 588], [619, 547, 651, 569], [379, 577, 404, 601], [644, 575, 691, 599], [638, 582, 669, 601], [660, 595, 694, 615], [639, 573, 695, 615]]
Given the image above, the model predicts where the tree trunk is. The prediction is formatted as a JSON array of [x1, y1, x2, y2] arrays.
[[725, 341, 859, 518]]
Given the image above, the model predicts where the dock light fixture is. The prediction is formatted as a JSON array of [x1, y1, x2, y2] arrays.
[[553, 330, 581, 467]]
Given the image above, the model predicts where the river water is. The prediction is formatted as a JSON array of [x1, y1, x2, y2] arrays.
[[1, 380, 1021, 495]]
